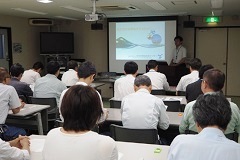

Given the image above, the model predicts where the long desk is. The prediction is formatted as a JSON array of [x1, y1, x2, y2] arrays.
[[155, 95, 187, 105], [30, 135, 170, 160], [107, 108, 183, 126], [7, 104, 50, 135]]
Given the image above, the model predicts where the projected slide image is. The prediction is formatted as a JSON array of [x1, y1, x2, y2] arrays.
[[116, 21, 165, 60]]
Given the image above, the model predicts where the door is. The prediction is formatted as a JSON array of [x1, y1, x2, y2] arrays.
[[227, 28, 240, 96], [0, 28, 11, 70], [195, 28, 227, 93]]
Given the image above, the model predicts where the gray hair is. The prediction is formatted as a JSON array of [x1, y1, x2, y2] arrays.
[[134, 75, 151, 87]]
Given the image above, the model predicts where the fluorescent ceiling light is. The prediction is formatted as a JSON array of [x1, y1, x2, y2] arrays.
[[61, 6, 90, 13], [211, 0, 223, 9], [11, 8, 47, 15], [55, 16, 78, 21], [145, 2, 166, 10], [37, 0, 53, 3]]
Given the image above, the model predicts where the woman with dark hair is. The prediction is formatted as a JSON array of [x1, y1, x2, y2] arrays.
[[43, 85, 118, 160]]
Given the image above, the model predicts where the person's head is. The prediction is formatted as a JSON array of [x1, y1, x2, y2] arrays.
[[124, 61, 138, 75], [193, 93, 231, 132], [32, 62, 44, 73], [134, 75, 152, 92], [188, 58, 202, 71], [77, 61, 96, 83], [0, 67, 10, 84], [61, 85, 103, 132], [198, 64, 214, 79], [67, 60, 78, 71], [174, 36, 183, 47], [46, 61, 60, 76], [147, 60, 158, 71], [10, 63, 24, 79], [201, 69, 225, 93]]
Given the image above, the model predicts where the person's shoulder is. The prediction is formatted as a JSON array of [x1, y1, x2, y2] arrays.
[[97, 134, 116, 145], [47, 128, 61, 136]]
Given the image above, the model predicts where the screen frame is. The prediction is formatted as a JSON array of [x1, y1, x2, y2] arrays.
[[107, 16, 178, 73], [40, 32, 74, 55]]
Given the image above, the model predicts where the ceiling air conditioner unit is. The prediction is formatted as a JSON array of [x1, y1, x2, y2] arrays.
[[29, 18, 54, 26]]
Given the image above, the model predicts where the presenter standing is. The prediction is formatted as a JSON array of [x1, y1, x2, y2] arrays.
[[170, 36, 187, 66]]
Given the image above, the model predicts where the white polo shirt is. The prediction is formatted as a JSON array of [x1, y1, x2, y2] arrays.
[[0, 83, 21, 124], [121, 88, 169, 130], [172, 45, 187, 63], [144, 69, 170, 90], [21, 69, 41, 85], [114, 74, 135, 101], [176, 70, 199, 91], [61, 69, 78, 86]]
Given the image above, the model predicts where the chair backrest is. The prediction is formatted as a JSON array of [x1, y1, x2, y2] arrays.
[[185, 130, 239, 143], [30, 97, 58, 120], [225, 132, 239, 143], [19, 95, 27, 103], [110, 124, 158, 144], [177, 91, 186, 96], [151, 90, 166, 95], [110, 100, 121, 109], [164, 101, 181, 112]]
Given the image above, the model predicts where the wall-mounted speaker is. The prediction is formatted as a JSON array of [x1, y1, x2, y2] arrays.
[[183, 21, 195, 28], [29, 18, 54, 26], [91, 23, 103, 30]]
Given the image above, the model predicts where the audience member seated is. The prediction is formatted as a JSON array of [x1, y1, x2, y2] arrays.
[[186, 64, 213, 102], [0, 67, 10, 85], [179, 69, 240, 141], [9, 63, 33, 97], [176, 58, 202, 93], [0, 69, 26, 141], [144, 60, 170, 91], [34, 61, 67, 105], [43, 85, 118, 160], [121, 75, 169, 130], [20, 61, 44, 86], [59, 61, 108, 123], [168, 93, 240, 160], [61, 60, 78, 86], [0, 136, 30, 160], [114, 61, 138, 101]]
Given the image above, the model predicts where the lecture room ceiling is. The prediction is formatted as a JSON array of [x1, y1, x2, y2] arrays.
[[0, 0, 239, 21]]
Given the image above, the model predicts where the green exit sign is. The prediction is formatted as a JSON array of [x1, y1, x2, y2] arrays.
[[205, 16, 220, 23]]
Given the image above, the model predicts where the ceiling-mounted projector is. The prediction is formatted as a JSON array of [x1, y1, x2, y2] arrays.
[[85, 14, 99, 21]]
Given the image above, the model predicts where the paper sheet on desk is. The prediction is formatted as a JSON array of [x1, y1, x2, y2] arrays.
[[161, 97, 182, 101], [30, 139, 45, 152]]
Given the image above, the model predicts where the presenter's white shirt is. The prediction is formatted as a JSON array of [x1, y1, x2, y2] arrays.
[[59, 81, 107, 123], [0, 139, 30, 160], [168, 128, 240, 160], [121, 88, 169, 130], [43, 128, 118, 160], [144, 69, 170, 90], [172, 45, 187, 63], [176, 70, 199, 91], [21, 69, 40, 85], [61, 69, 78, 86], [114, 74, 135, 101]]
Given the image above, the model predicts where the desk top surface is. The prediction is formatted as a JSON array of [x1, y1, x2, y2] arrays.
[[8, 104, 50, 116], [107, 108, 183, 126], [90, 82, 105, 88], [30, 135, 169, 160]]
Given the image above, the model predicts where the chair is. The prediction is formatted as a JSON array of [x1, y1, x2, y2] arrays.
[[110, 124, 158, 144], [185, 130, 239, 143], [177, 91, 186, 96], [29, 97, 58, 130], [18, 95, 27, 103], [151, 90, 166, 95], [164, 101, 181, 112], [110, 99, 121, 109], [225, 132, 239, 143]]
